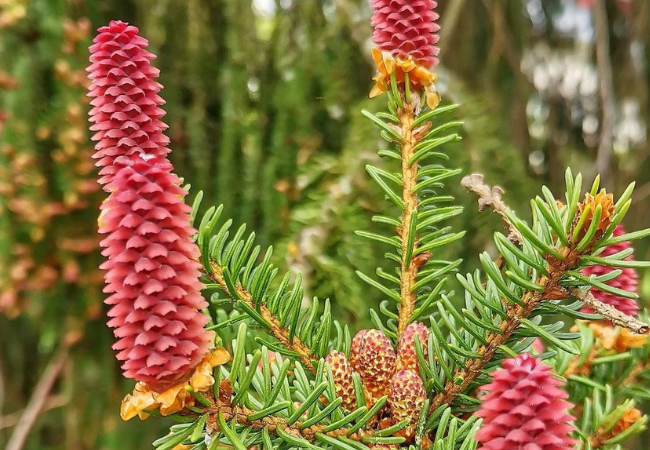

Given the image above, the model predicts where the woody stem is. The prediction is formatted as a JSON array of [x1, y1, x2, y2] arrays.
[[397, 103, 420, 338]]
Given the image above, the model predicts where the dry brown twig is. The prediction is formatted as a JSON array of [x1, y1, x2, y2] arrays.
[[461, 173, 523, 245], [569, 287, 650, 334]]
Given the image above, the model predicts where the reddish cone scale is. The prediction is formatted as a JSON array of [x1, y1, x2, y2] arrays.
[[325, 350, 357, 411], [397, 322, 429, 372], [388, 369, 426, 439], [476, 354, 576, 450], [88, 20, 171, 189], [98, 152, 211, 390], [349, 329, 396, 399], [371, 0, 440, 68], [581, 225, 639, 317]]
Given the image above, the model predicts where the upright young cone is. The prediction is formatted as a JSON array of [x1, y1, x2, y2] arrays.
[[475, 354, 576, 450], [99, 153, 211, 389], [87, 20, 170, 188], [581, 225, 639, 317], [89, 21, 211, 389], [371, 0, 440, 69]]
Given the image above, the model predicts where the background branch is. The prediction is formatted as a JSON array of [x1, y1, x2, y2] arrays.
[[5, 342, 69, 450], [594, 0, 616, 185]]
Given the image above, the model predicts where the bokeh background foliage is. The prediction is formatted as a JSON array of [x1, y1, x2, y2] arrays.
[[1, 0, 649, 448]]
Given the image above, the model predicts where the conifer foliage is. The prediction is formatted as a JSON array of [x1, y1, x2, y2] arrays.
[[89, 5, 650, 450]]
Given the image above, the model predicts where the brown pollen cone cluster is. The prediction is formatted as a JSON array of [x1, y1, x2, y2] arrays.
[[326, 323, 429, 440]]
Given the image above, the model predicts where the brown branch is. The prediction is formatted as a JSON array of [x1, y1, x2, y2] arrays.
[[206, 404, 362, 443], [460, 173, 523, 245], [0, 395, 68, 430], [201, 380, 364, 443], [397, 103, 424, 337], [568, 287, 650, 334], [594, 0, 616, 185], [463, 173, 650, 334], [438, 0, 467, 56], [207, 262, 317, 374], [5, 343, 69, 450]]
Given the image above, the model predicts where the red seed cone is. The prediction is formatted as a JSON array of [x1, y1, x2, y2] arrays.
[[388, 369, 426, 439], [396, 322, 429, 372], [325, 350, 357, 411], [88, 20, 170, 189], [581, 225, 639, 317], [349, 329, 396, 399], [475, 354, 577, 450], [371, 0, 440, 69], [99, 153, 211, 390]]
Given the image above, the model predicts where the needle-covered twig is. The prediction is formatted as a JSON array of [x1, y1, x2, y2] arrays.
[[207, 262, 317, 373]]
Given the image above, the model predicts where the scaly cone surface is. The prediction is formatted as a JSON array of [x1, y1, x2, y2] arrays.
[[89, 21, 211, 390], [475, 354, 577, 450], [371, 0, 440, 69], [88, 20, 170, 189], [388, 369, 426, 440], [99, 153, 211, 390]]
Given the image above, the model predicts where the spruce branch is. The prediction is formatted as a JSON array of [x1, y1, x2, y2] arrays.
[[429, 173, 650, 412], [464, 173, 649, 334], [206, 262, 318, 374], [430, 270, 560, 411]]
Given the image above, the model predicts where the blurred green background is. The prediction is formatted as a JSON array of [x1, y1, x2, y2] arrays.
[[1, 0, 649, 448]]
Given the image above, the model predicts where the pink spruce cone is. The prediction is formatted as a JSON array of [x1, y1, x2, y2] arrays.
[[371, 0, 440, 68], [88, 20, 170, 189], [581, 225, 639, 317], [476, 354, 577, 450], [98, 152, 211, 390]]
